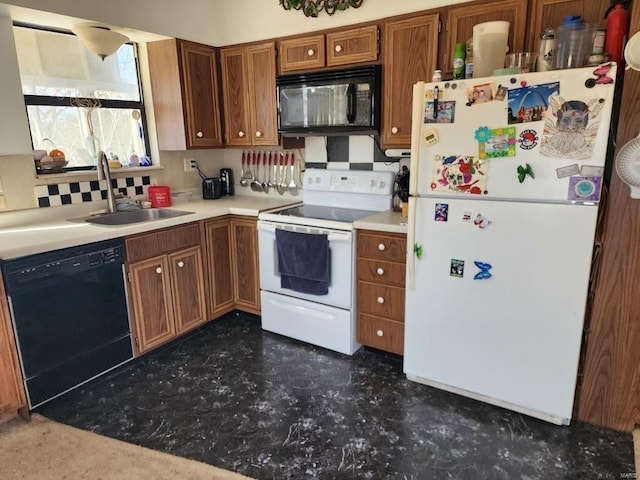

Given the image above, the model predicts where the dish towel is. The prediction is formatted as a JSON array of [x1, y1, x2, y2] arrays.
[[275, 228, 330, 295]]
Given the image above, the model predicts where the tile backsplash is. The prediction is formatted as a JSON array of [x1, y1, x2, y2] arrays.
[[304, 136, 400, 173], [35, 176, 151, 208]]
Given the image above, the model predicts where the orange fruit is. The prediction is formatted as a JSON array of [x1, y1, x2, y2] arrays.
[[49, 148, 65, 158]]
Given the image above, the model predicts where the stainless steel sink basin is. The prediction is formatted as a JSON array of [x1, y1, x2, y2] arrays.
[[72, 209, 194, 226]]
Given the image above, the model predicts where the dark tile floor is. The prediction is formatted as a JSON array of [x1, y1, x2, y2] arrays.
[[38, 313, 635, 480]]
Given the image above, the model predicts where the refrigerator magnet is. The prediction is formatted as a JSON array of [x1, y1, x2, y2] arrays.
[[556, 164, 580, 178], [517, 163, 534, 183], [517, 129, 538, 150], [475, 127, 516, 159], [580, 165, 605, 177], [424, 102, 455, 124], [473, 261, 492, 280], [461, 210, 473, 222], [568, 176, 602, 202], [450, 259, 465, 278], [413, 243, 423, 260], [466, 82, 494, 106], [434, 203, 448, 221]]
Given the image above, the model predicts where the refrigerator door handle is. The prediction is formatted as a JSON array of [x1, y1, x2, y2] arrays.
[[409, 82, 424, 196], [406, 196, 417, 290]]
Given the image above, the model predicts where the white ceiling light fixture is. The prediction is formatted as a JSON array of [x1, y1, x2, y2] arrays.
[[71, 25, 129, 61]]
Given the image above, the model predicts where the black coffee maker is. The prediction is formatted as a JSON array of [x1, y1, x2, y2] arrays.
[[220, 168, 235, 196]]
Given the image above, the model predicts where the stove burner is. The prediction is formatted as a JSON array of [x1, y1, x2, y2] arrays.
[[273, 205, 379, 223]]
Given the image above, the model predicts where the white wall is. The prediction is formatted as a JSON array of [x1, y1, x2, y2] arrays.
[[3, 0, 468, 45]]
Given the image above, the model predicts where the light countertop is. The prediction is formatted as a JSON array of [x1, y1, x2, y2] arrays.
[[354, 210, 408, 235], [0, 196, 300, 260]]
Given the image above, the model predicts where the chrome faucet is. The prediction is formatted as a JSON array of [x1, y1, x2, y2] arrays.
[[98, 151, 117, 214]]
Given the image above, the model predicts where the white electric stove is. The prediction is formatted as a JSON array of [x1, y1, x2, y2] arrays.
[[257, 169, 394, 354]]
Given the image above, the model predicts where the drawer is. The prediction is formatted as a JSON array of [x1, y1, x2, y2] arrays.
[[358, 231, 406, 263], [357, 281, 405, 322], [126, 223, 201, 262], [357, 258, 405, 287], [358, 314, 404, 355]]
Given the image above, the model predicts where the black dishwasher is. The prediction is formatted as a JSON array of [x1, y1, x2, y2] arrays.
[[2, 238, 133, 408]]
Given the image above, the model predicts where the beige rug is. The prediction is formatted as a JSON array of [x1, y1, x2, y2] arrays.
[[0, 414, 252, 480]]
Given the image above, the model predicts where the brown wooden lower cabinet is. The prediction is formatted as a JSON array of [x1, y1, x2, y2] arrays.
[[0, 271, 27, 420], [202, 215, 261, 317], [356, 230, 407, 355], [126, 224, 207, 356]]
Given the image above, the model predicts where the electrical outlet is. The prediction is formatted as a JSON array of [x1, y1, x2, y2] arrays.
[[183, 157, 196, 172]]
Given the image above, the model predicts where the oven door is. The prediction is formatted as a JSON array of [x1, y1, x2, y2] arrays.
[[258, 220, 353, 309]]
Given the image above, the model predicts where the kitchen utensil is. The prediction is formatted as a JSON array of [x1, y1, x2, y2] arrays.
[[277, 153, 286, 195], [268, 152, 277, 190], [615, 133, 640, 198], [262, 152, 269, 193], [505, 52, 537, 73], [288, 152, 298, 195], [553, 16, 594, 70], [251, 151, 263, 192], [240, 151, 248, 187]]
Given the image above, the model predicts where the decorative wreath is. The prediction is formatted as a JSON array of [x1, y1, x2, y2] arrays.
[[280, 0, 364, 17]]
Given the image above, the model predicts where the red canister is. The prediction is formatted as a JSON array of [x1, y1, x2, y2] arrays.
[[148, 185, 172, 207]]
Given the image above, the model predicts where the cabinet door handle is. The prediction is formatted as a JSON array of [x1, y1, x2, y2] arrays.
[[155, 267, 163, 274], [238, 130, 245, 137], [377, 296, 385, 304], [377, 243, 386, 251], [391, 127, 399, 134], [177, 261, 185, 268], [376, 267, 384, 276], [255, 131, 262, 138], [335, 44, 343, 53], [196, 131, 204, 138], [376, 329, 384, 337], [307, 48, 315, 57]]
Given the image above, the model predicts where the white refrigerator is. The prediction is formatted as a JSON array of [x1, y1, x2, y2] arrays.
[[403, 64, 617, 425]]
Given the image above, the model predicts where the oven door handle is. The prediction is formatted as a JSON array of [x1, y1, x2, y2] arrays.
[[258, 222, 352, 242]]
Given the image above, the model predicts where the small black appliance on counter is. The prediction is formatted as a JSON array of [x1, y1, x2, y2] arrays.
[[203, 177, 222, 200], [220, 168, 235, 196]]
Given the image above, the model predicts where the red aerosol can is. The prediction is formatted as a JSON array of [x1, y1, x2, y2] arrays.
[[604, 0, 630, 69]]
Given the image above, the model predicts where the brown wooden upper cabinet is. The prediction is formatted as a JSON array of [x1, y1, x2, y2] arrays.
[[220, 42, 278, 146], [279, 25, 378, 73], [525, 0, 610, 52], [381, 14, 440, 149], [147, 38, 222, 150], [442, 0, 528, 76]]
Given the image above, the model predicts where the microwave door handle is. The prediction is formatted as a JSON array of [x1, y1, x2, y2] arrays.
[[346, 83, 356, 124]]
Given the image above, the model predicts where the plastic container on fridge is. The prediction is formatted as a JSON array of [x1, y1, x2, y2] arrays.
[[472, 21, 510, 77], [553, 16, 595, 70]]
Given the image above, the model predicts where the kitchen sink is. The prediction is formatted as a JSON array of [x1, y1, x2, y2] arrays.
[[71, 209, 194, 226]]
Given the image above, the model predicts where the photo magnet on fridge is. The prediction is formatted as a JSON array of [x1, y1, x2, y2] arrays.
[[475, 127, 516, 159], [434, 203, 448, 221], [507, 82, 559, 124], [450, 259, 465, 278], [424, 101, 456, 124]]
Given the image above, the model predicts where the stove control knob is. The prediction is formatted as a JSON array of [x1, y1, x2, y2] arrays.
[[316, 177, 321, 183], [379, 181, 386, 189], [307, 177, 313, 185], [370, 180, 377, 188]]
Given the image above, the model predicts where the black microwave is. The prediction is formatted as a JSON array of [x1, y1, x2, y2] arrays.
[[276, 64, 381, 137]]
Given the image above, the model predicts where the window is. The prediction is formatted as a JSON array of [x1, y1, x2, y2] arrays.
[[13, 25, 150, 172]]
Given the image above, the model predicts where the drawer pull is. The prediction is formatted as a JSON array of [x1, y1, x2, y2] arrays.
[[377, 243, 386, 251], [177, 261, 185, 268], [256, 131, 262, 138], [307, 48, 315, 57], [377, 296, 385, 304], [238, 130, 245, 137], [196, 131, 203, 138], [155, 267, 163, 274], [376, 267, 384, 276], [391, 127, 399, 134], [376, 329, 384, 337], [335, 44, 343, 53]]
